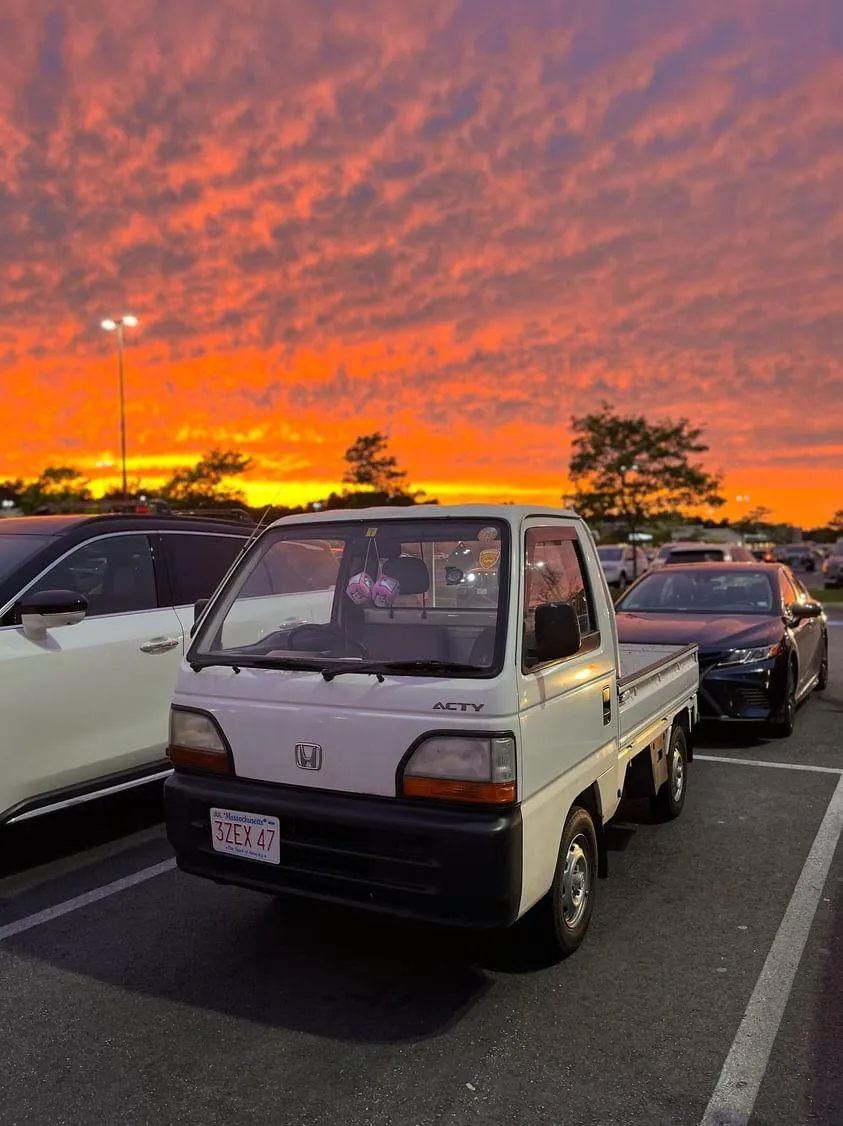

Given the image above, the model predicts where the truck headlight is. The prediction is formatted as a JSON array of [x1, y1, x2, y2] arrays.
[[168, 707, 231, 774], [400, 735, 516, 805]]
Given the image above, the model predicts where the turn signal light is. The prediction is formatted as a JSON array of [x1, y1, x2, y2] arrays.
[[167, 744, 230, 774], [402, 777, 516, 805]]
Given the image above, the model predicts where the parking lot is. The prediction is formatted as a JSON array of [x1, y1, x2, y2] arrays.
[[1, 621, 841, 1126]]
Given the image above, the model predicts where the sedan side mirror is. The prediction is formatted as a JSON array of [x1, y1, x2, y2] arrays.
[[17, 589, 88, 641], [790, 601, 823, 621], [534, 601, 581, 663]]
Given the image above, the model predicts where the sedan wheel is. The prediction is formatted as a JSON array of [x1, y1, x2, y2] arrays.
[[816, 637, 828, 692], [768, 664, 797, 738]]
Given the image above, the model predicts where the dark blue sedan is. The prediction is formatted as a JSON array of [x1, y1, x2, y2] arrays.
[[614, 563, 828, 737]]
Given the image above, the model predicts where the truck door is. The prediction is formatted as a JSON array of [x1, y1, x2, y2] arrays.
[[517, 521, 619, 827]]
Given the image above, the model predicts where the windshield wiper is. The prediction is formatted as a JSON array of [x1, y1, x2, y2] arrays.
[[321, 659, 485, 682], [190, 655, 332, 674]]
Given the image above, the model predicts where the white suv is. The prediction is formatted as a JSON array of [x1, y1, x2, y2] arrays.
[[0, 513, 251, 826], [659, 542, 755, 566], [597, 544, 649, 590]]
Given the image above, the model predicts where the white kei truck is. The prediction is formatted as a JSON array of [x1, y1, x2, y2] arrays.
[[164, 506, 698, 958]]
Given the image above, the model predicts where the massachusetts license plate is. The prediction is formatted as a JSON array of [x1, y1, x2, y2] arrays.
[[210, 807, 281, 865]]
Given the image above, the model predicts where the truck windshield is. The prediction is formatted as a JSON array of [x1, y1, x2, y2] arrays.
[[189, 517, 508, 677]]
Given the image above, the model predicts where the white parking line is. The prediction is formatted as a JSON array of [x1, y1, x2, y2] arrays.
[[700, 772, 843, 1126], [696, 753, 843, 775], [0, 858, 176, 943]]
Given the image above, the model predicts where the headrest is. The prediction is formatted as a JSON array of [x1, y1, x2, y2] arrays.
[[382, 555, 430, 595]]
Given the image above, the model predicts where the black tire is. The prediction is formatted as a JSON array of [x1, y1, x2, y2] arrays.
[[816, 636, 829, 691], [533, 806, 598, 961], [768, 663, 797, 738], [650, 724, 688, 821]]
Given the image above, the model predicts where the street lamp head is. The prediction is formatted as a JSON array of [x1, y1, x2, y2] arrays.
[[122, 315, 139, 327], [101, 319, 117, 331]]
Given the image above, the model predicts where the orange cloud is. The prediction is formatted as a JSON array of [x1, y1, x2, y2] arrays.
[[1, 0, 842, 526]]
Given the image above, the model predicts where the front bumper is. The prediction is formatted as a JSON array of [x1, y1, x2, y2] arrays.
[[698, 660, 779, 721], [165, 771, 523, 929]]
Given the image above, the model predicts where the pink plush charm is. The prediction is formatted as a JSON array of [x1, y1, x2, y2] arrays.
[[372, 573, 400, 608], [346, 571, 374, 604]]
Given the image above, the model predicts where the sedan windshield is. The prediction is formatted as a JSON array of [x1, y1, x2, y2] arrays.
[[618, 569, 775, 614], [190, 517, 508, 676], [0, 534, 51, 582]]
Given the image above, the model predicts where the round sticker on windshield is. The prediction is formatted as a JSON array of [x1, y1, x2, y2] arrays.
[[477, 526, 498, 544]]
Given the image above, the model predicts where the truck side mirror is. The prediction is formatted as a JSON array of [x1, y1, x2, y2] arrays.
[[190, 598, 210, 638], [17, 589, 88, 641], [534, 601, 581, 662]]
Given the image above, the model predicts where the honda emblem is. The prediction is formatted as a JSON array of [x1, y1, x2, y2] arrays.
[[295, 743, 323, 770]]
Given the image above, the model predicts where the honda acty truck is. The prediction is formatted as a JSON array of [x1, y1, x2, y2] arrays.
[[164, 506, 698, 959]]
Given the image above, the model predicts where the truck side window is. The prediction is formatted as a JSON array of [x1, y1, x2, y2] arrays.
[[523, 530, 597, 668]]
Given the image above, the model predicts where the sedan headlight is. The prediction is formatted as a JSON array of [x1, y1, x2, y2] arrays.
[[717, 644, 780, 667], [168, 707, 231, 773], [401, 735, 516, 804]]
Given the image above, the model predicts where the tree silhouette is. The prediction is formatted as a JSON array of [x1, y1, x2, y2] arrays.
[[342, 432, 409, 494]]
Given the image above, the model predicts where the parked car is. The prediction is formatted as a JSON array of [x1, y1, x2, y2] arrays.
[[822, 545, 843, 589], [615, 563, 827, 737], [774, 544, 823, 573], [165, 504, 698, 961], [660, 542, 755, 565], [0, 513, 255, 825], [596, 544, 649, 590]]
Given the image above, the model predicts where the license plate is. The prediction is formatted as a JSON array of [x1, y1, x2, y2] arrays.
[[210, 807, 281, 865]]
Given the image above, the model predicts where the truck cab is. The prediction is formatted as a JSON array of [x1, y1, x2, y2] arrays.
[[164, 505, 698, 959]]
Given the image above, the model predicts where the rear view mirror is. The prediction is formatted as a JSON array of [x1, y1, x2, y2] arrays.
[[18, 589, 88, 641], [534, 601, 581, 662]]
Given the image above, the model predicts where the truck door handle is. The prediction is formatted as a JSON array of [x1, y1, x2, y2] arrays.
[[602, 685, 612, 725], [139, 637, 180, 654]]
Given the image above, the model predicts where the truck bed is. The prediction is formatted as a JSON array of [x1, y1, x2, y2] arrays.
[[617, 642, 699, 747]]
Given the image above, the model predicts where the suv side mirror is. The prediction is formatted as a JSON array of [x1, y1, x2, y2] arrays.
[[17, 589, 88, 641], [190, 598, 210, 638], [534, 601, 581, 663]]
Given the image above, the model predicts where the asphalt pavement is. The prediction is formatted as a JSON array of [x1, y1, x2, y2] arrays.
[[1, 628, 841, 1125]]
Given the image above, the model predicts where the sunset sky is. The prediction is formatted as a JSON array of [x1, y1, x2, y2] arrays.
[[1, 0, 842, 525]]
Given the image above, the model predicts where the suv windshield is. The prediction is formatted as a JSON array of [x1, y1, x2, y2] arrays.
[[0, 534, 51, 583], [598, 547, 623, 561], [190, 517, 508, 677]]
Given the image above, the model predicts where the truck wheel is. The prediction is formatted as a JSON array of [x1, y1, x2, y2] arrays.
[[536, 805, 598, 960], [650, 725, 688, 822]]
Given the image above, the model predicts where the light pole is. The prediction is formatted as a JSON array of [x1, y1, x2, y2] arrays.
[[100, 315, 138, 497], [736, 494, 751, 544]]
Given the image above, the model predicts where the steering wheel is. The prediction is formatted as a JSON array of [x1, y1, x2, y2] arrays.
[[286, 623, 370, 658]]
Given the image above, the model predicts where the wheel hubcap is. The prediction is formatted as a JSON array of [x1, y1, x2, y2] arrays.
[[562, 835, 590, 929], [671, 747, 685, 802]]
